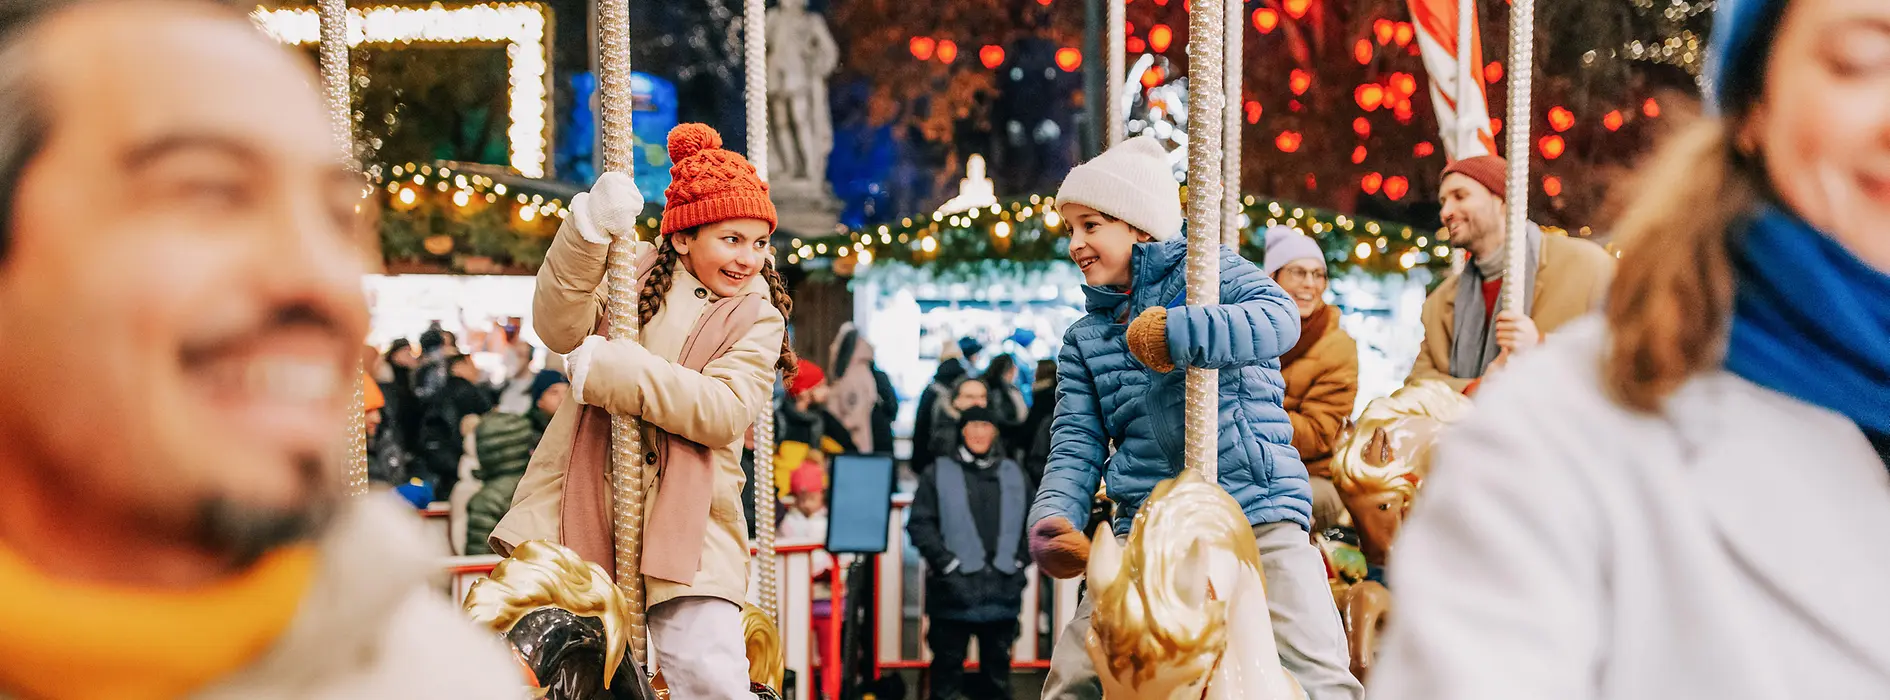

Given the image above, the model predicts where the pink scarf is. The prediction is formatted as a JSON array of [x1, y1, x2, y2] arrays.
[[558, 253, 769, 585]]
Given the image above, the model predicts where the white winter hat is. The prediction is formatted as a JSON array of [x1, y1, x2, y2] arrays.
[[1262, 226, 1326, 277], [1054, 135, 1182, 241]]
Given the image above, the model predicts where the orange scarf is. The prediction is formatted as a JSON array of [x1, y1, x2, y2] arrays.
[[0, 543, 316, 700]]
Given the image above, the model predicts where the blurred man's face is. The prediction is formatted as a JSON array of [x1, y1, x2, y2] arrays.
[[0, 5, 368, 561], [962, 421, 997, 455]]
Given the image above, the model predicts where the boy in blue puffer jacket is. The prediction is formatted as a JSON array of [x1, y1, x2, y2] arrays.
[[1029, 135, 1362, 700]]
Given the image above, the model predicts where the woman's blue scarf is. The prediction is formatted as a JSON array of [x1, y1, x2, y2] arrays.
[[1726, 207, 1890, 433]]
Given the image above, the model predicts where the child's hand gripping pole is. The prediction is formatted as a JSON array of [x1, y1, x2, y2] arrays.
[[1126, 307, 1176, 374], [1030, 517, 1095, 580]]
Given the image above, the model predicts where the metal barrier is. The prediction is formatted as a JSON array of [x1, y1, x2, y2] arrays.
[[442, 495, 1084, 698]]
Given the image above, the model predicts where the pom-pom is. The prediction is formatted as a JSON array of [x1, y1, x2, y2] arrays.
[[668, 123, 723, 163]]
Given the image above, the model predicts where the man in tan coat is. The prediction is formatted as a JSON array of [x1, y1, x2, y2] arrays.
[[0, 1, 523, 696], [1407, 156, 1616, 393]]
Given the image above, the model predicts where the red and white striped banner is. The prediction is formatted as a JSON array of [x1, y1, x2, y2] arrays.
[[1407, 0, 1496, 161]]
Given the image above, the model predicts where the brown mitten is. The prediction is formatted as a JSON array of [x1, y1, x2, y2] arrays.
[[1030, 517, 1093, 579], [1126, 306, 1175, 373]]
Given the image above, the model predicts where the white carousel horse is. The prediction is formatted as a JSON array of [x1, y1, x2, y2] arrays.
[[1085, 469, 1307, 700]]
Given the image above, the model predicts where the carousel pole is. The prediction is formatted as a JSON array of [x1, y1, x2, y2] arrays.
[[744, 0, 781, 626], [318, 0, 368, 498], [1220, 0, 1242, 249], [1501, 0, 1535, 314], [1106, 0, 1126, 148], [1185, 0, 1225, 482], [595, 0, 651, 668]]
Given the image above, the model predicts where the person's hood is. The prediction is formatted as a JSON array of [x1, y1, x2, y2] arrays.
[[1082, 237, 1188, 315]]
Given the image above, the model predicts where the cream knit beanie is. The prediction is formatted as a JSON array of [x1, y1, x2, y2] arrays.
[[1054, 135, 1182, 241]]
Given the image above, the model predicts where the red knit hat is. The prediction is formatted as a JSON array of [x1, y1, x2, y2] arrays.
[[788, 358, 826, 398], [1440, 155, 1508, 201], [660, 124, 778, 235]]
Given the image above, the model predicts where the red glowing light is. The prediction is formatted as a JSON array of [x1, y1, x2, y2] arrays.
[[937, 40, 958, 64], [1276, 131, 1303, 153], [1352, 145, 1368, 164], [1543, 176, 1564, 197], [1244, 100, 1263, 124], [1290, 69, 1312, 95], [1284, 0, 1310, 19], [1355, 83, 1385, 111], [1384, 176, 1410, 201], [1253, 8, 1280, 34], [1392, 22, 1415, 47], [1484, 61, 1504, 84], [1353, 117, 1371, 138], [909, 36, 936, 61], [1373, 19, 1395, 46], [1603, 110, 1624, 131], [1355, 40, 1374, 65], [1539, 134, 1566, 160], [1414, 142, 1436, 157], [1362, 172, 1384, 195], [1150, 24, 1173, 53], [1643, 98, 1662, 118], [979, 45, 1005, 69], [1056, 48, 1082, 72], [1548, 106, 1575, 132]]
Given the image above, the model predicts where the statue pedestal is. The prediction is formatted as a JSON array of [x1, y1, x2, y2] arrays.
[[771, 178, 841, 237]]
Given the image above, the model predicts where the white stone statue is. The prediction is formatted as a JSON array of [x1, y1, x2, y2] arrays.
[[936, 154, 997, 216], [765, 0, 838, 185]]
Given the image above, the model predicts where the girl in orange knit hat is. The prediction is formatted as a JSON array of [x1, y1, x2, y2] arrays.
[[491, 123, 794, 699]]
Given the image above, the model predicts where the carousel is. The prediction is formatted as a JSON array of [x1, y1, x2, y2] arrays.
[[305, 0, 1540, 694]]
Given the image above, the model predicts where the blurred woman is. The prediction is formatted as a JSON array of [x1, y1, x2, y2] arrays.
[[983, 353, 1028, 427], [1264, 227, 1358, 532], [1372, 1, 1890, 697]]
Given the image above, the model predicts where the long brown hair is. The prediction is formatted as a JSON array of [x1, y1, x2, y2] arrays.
[[637, 231, 799, 384], [1603, 118, 1759, 411]]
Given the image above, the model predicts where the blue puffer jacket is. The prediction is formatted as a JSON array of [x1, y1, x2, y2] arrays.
[[1029, 237, 1312, 536]]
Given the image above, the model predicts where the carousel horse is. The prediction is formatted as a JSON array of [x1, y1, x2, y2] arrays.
[[465, 540, 657, 700], [1085, 469, 1306, 700], [1325, 380, 1472, 681]]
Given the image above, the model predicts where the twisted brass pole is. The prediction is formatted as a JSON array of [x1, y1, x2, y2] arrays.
[[317, 0, 368, 498], [1184, 0, 1224, 482], [744, 0, 781, 625], [595, 0, 650, 667], [1502, 0, 1535, 315]]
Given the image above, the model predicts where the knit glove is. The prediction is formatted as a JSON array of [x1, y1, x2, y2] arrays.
[[1030, 517, 1093, 580], [1126, 306, 1176, 373], [568, 171, 644, 245]]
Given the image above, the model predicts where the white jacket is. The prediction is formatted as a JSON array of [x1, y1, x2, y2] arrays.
[[192, 495, 526, 699], [1370, 317, 1890, 700]]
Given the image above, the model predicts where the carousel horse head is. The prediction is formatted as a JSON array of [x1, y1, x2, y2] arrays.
[[1085, 469, 1304, 700], [742, 603, 785, 692], [1330, 380, 1472, 567], [465, 540, 655, 700]]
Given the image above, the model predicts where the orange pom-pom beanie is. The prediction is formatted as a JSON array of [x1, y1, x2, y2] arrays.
[[660, 123, 778, 236]]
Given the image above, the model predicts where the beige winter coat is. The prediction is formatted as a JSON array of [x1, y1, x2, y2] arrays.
[[491, 224, 784, 609], [191, 495, 524, 699], [1406, 234, 1615, 392]]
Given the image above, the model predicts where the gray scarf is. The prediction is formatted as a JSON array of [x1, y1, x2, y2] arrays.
[[1450, 222, 1542, 379]]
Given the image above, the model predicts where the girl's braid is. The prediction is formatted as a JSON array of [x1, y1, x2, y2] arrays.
[[637, 235, 681, 327]]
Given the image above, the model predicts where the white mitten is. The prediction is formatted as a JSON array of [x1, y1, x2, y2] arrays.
[[564, 335, 610, 405], [569, 171, 644, 245]]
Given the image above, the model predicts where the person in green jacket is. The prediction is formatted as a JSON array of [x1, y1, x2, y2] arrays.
[[466, 370, 567, 554]]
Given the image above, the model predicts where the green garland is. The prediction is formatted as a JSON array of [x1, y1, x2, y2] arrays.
[[372, 161, 1455, 279], [785, 193, 1455, 278]]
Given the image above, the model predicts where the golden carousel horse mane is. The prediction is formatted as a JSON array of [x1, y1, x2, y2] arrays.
[[1088, 469, 1264, 690], [742, 603, 785, 690], [465, 540, 632, 686], [1330, 380, 1473, 499]]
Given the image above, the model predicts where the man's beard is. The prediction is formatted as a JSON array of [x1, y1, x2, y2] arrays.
[[195, 453, 338, 569]]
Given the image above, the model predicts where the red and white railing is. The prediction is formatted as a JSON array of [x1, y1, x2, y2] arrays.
[[438, 496, 1083, 699]]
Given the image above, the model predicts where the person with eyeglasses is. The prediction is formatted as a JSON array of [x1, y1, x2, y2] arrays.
[[1265, 227, 1358, 532], [1407, 156, 1615, 394]]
